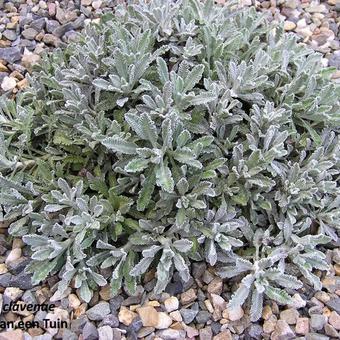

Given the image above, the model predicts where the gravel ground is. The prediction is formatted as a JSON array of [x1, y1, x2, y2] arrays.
[[0, 0, 340, 340]]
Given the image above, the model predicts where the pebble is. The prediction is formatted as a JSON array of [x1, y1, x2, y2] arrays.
[[83, 322, 99, 340], [137, 306, 159, 327], [0, 263, 8, 274], [92, 0, 102, 10], [180, 288, 197, 305], [3, 29, 17, 41], [213, 330, 233, 339], [101, 314, 119, 328], [284, 21, 296, 31], [98, 325, 113, 340], [196, 310, 211, 324], [315, 291, 331, 304], [225, 305, 244, 321], [118, 306, 137, 326], [329, 311, 340, 330], [5, 248, 21, 264], [263, 315, 277, 333], [110, 295, 124, 311], [21, 53, 41, 70], [310, 314, 327, 330], [307, 334, 330, 340], [157, 329, 186, 340], [181, 306, 199, 324], [86, 302, 110, 321], [247, 324, 262, 339], [306, 5, 328, 14], [271, 320, 295, 340], [207, 277, 223, 295], [0, 330, 24, 340], [295, 317, 309, 335], [68, 293, 81, 309], [22, 28, 38, 40], [280, 308, 299, 324], [156, 312, 172, 329], [262, 305, 273, 320], [288, 293, 306, 309], [4, 287, 23, 301], [324, 323, 339, 337], [199, 327, 213, 340], [164, 296, 179, 312], [10, 271, 33, 289], [137, 327, 155, 337], [325, 297, 340, 314], [42, 33, 61, 46]]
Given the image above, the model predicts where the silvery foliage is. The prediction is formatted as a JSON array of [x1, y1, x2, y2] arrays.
[[0, 0, 339, 318]]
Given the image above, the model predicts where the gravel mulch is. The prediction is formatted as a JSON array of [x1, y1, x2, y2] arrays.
[[0, 0, 340, 339], [1, 233, 340, 339]]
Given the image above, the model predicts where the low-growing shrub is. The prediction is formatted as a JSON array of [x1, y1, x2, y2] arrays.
[[1, 0, 339, 321]]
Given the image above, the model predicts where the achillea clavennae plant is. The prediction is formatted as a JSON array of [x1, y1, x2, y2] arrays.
[[1, 0, 339, 321]]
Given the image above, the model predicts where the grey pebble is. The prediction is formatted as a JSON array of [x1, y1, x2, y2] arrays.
[[86, 301, 110, 321], [3, 29, 17, 41], [22, 290, 37, 305], [9, 272, 33, 290], [109, 295, 124, 312], [325, 297, 340, 314], [22, 28, 38, 40], [0, 273, 12, 288], [181, 302, 199, 324], [0, 46, 22, 63], [195, 310, 211, 324], [71, 316, 88, 334], [83, 321, 99, 340], [100, 314, 119, 328], [310, 314, 327, 331]]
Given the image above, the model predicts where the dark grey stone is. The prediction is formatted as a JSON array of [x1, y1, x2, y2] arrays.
[[129, 316, 143, 333], [325, 297, 340, 314], [3, 29, 17, 41], [211, 321, 222, 335], [9, 272, 33, 289], [127, 331, 138, 340], [195, 310, 211, 324], [53, 22, 74, 38], [144, 278, 156, 292], [86, 301, 110, 321], [7, 257, 30, 275], [329, 54, 340, 69], [62, 329, 77, 340], [83, 322, 98, 340], [122, 296, 141, 306], [0, 47, 21, 63], [0, 273, 12, 288], [30, 18, 46, 31], [100, 314, 119, 328], [0, 245, 7, 256], [46, 20, 60, 33], [247, 324, 263, 339], [109, 295, 124, 312], [192, 262, 206, 279], [181, 303, 199, 324], [22, 290, 37, 305], [35, 310, 47, 324], [165, 281, 183, 295], [71, 316, 87, 334]]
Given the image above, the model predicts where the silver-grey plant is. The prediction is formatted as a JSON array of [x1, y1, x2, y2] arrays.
[[0, 0, 339, 319]]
